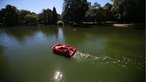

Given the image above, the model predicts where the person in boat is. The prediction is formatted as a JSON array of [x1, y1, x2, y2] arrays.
[[64, 48, 69, 54], [58, 46, 69, 54]]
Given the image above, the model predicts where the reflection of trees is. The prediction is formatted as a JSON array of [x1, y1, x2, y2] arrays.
[[38, 25, 58, 38], [62, 27, 86, 47], [5, 26, 59, 43], [0, 45, 9, 81], [5, 27, 38, 42], [0, 46, 7, 68]]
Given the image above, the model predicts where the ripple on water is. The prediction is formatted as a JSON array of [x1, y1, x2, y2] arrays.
[[72, 51, 145, 69]]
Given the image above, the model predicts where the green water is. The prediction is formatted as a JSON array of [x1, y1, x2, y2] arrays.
[[0, 26, 145, 82]]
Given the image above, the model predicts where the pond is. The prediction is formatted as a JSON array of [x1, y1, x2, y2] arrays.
[[0, 25, 145, 82]]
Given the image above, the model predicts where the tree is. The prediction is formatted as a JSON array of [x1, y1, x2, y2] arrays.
[[85, 2, 101, 23], [3, 4, 19, 26], [25, 13, 38, 26], [103, 3, 113, 21], [18, 10, 38, 25], [18, 10, 31, 25], [52, 7, 58, 24], [0, 10, 4, 24], [86, 2, 108, 23], [111, 0, 144, 24], [0, 4, 39, 26], [62, 0, 89, 24], [38, 8, 52, 24]]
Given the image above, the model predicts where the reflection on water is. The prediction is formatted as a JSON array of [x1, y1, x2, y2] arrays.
[[53, 71, 63, 82], [73, 51, 145, 69], [58, 27, 65, 43]]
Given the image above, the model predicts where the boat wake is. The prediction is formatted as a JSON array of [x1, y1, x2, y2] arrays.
[[73, 51, 112, 62], [72, 51, 145, 69], [72, 51, 90, 61]]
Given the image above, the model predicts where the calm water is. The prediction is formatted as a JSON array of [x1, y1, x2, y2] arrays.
[[0, 26, 145, 82]]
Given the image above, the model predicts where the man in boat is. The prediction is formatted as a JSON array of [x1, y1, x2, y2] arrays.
[[64, 48, 69, 54]]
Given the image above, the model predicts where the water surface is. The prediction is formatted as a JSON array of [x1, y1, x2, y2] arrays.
[[0, 26, 145, 82]]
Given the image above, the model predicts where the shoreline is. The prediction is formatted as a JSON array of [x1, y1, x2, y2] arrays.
[[0, 23, 144, 29]]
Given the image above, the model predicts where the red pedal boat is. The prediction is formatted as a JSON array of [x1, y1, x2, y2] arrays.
[[52, 44, 77, 57]]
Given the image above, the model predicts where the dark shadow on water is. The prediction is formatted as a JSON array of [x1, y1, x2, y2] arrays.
[[0, 46, 9, 82]]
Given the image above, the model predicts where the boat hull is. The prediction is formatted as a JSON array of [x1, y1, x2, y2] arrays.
[[52, 44, 77, 57]]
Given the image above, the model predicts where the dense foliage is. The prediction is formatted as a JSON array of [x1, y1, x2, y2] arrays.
[[0, 5, 58, 26], [38, 8, 52, 25], [0, 5, 19, 26], [0, 0, 144, 26], [111, 0, 145, 24], [52, 7, 58, 24], [62, 0, 144, 25], [86, 2, 113, 23], [62, 0, 89, 24], [38, 7, 58, 25]]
